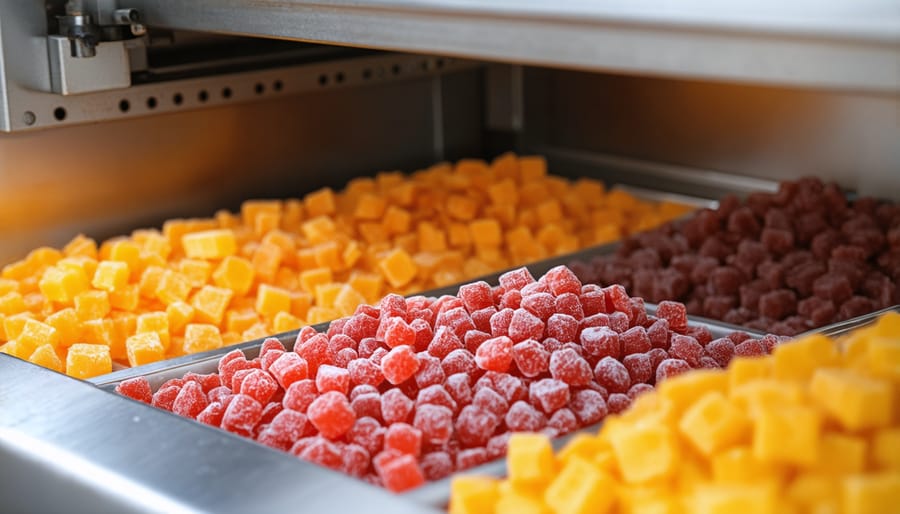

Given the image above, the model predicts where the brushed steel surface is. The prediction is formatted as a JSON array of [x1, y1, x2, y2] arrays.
[[123, 0, 900, 92], [0, 355, 438, 514]]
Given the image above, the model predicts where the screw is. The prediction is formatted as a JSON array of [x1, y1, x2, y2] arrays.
[[22, 111, 36, 125]]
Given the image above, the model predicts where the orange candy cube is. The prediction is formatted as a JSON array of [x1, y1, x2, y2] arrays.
[[183, 324, 223, 354], [182, 229, 237, 259], [65, 343, 111, 379]]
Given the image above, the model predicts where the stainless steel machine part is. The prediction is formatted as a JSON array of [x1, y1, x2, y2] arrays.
[[0, 355, 439, 514]]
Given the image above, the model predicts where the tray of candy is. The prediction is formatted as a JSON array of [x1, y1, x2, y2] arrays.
[[798, 304, 900, 339]]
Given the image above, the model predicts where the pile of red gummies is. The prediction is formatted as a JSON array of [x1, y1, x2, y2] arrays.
[[116, 265, 774, 492], [571, 177, 900, 335]]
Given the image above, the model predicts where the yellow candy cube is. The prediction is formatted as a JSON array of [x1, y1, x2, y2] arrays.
[[378, 249, 417, 288], [256, 284, 291, 318], [299, 267, 333, 294], [711, 447, 785, 485], [544, 456, 615, 514], [519, 155, 547, 182], [28, 343, 63, 373], [226, 310, 259, 334], [446, 195, 478, 222], [39, 265, 89, 303], [313, 283, 343, 310], [155, 270, 193, 305], [865, 337, 900, 381], [342, 241, 362, 269], [91, 260, 130, 292], [678, 391, 750, 456], [63, 234, 99, 259], [418, 222, 448, 253], [65, 343, 111, 379], [382, 206, 412, 236], [727, 356, 773, 391], [786, 473, 839, 513], [136, 311, 171, 350], [178, 259, 212, 288], [138, 266, 166, 298], [191, 285, 234, 326], [496, 489, 549, 514], [272, 311, 303, 333], [252, 242, 283, 282], [658, 369, 728, 416], [306, 306, 339, 325], [0, 291, 25, 316], [17, 319, 60, 358], [182, 229, 237, 259], [212, 256, 255, 296], [80, 318, 113, 348], [312, 242, 340, 271], [816, 432, 866, 475], [730, 379, 806, 418], [108, 240, 141, 273], [773, 334, 838, 382], [45, 308, 81, 347], [753, 405, 821, 466], [507, 433, 556, 488], [74, 290, 111, 320], [253, 211, 281, 238], [873, 428, 900, 471], [810, 368, 892, 431], [126, 332, 166, 367], [109, 284, 140, 311], [301, 216, 337, 245], [3, 312, 34, 342], [304, 188, 336, 217], [166, 301, 195, 335], [0, 278, 18, 296], [354, 193, 387, 220], [333, 285, 366, 317], [469, 219, 503, 248], [487, 178, 518, 206], [183, 324, 223, 354], [290, 292, 313, 320], [691, 483, 777, 514], [449, 476, 499, 514], [610, 423, 680, 483], [842, 472, 900, 514]]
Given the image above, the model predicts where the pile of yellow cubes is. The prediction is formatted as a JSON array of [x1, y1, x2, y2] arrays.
[[0, 153, 692, 378], [451, 313, 900, 514]]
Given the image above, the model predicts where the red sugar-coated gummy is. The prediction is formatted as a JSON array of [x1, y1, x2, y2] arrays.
[[491, 373, 527, 404], [622, 353, 652, 385], [735, 339, 766, 357], [705, 338, 735, 367], [152, 385, 181, 411], [549, 348, 593, 386], [369, 347, 389, 364], [528, 378, 570, 414], [116, 377, 152, 403], [381, 345, 419, 385], [627, 383, 654, 400], [546, 313, 578, 343], [297, 437, 343, 470], [380, 293, 408, 320], [307, 391, 355, 439], [416, 384, 458, 413], [348, 416, 385, 456], [295, 325, 319, 345], [593, 357, 631, 394], [260, 337, 286, 355], [474, 335, 513, 372], [458, 281, 494, 312], [183, 372, 222, 393], [604, 284, 631, 315], [699, 356, 720, 369], [414, 404, 453, 445], [608, 311, 630, 333], [350, 392, 382, 421], [505, 400, 546, 432], [655, 358, 691, 383], [343, 313, 380, 343], [296, 333, 328, 375], [455, 405, 500, 448], [172, 381, 208, 419], [463, 330, 491, 354], [421, 452, 453, 481], [457, 448, 489, 470], [220, 357, 257, 391], [607, 393, 631, 414], [647, 318, 670, 349], [327, 334, 356, 360], [342, 443, 371, 478], [521, 293, 557, 322], [357, 337, 382, 359], [620, 326, 652, 355], [261, 349, 285, 372], [385, 422, 423, 456], [437, 307, 476, 341], [328, 318, 349, 339], [512, 339, 550, 378], [521, 281, 550, 296], [350, 384, 379, 400], [542, 337, 565, 354], [580, 313, 610, 331], [196, 401, 225, 426], [546, 408, 577, 435], [427, 326, 464, 360], [669, 334, 703, 367], [383, 317, 415, 348], [381, 388, 414, 425], [240, 369, 279, 404], [445, 373, 474, 407], [266, 409, 307, 445], [348, 358, 383, 388], [221, 394, 263, 436], [580, 291, 607, 317], [283, 379, 318, 413], [260, 401, 284, 426], [499, 267, 535, 293], [411, 308, 436, 326], [542, 265, 582, 296], [354, 303, 380, 318], [470, 307, 496, 334], [508, 308, 544, 342], [414, 353, 445, 389], [580, 326, 620, 360], [554, 293, 584, 321], [472, 387, 508, 418], [335, 346, 359, 368], [656, 301, 688, 332], [316, 364, 350, 395], [207, 385, 231, 405], [375, 452, 424, 493], [409, 318, 434, 352], [486, 433, 511, 459], [490, 308, 514, 338], [441, 349, 478, 377], [499, 289, 522, 310], [569, 389, 608, 425]]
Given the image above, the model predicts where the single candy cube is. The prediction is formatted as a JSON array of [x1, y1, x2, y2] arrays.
[[753, 405, 821, 466], [382, 317, 415, 348], [546, 313, 578, 343], [548, 408, 579, 434], [474, 336, 513, 372], [416, 384, 458, 413], [655, 358, 692, 384], [385, 422, 423, 456], [473, 387, 509, 418], [529, 378, 571, 414], [151, 385, 181, 411], [415, 353, 445, 389], [115, 376, 152, 403], [421, 451, 454, 481], [240, 369, 279, 404], [348, 416, 385, 456], [414, 404, 454, 445], [622, 353, 653, 385], [499, 267, 535, 293], [508, 308, 544, 343], [91, 260, 129, 292], [269, 352, 309, 389], [283, 379, 318, 413], [183, 324, 223, 354], [449, 476, 499, 514], [182, 229, 237, 259], [315, 364, 350, 395], [841, 472, 900, 514], [378, 249, 417, 288], [221, 393, 263, 436], [456, 405, 500, 448], [126, 332, 166, 367], [512, 339, 550, 378], [459, 281, 494, 312], [593, 357, 631, 394], [348, 358, 383, 388], [580, 326, 620, 360], [678, 391, 750, 456], [544, 456, 615, 514], [456, 448, 489, 470], [810, 368, 891, 432], [212, 256, 255, 296], [375, 452, 425, 493], [670, 334, 704, 367], [549, 348, 593, 386], [381, 345, 419, 385], [569, 389, 608, 425], [505, 400, 546, 432], [656, 301, 688, 333], [609, 423, 679, 483], [381, 388, 414, 425], [307, 391, 356, 439], [65, 343, 111, 379], [296, 436, 343, 470], [172, 381, 209, 419]]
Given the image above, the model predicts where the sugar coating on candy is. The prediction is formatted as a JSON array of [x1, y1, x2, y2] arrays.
[[152, 385, 180, 411], [265, 409, 307, 446], [542, 265, 582, 296], [547, 407, 578, 434], [207, 385, 231, 405], [343, 313, 379, 343], [549, 348, 593, 386], [283, 379, 318, 413], [445, 373, 474, 407], [350, 392, 382, 421], [420, 451, 453, 481], [116, 377, 152, 403], [382, 317, 415, 348], [456, 448, 489, 470], [196, 401, 225, 426], [505, 400, 546, 432], [441, 348, 478, 377], [375, 452, 425, 493], [607, 392, 631, 414], [529, 378, 570, 414], [546, 313, 578, 343], [427, 326, 464, 360], [342, 443, 371, 478], [268, 352, 309, 390], [437, 307, 476, 341], [593, 356, 631, 394], [470, 307, 496, 334], [473, 387, 509, 418], [626, 382, 654, 400], [656, 301, 688, 332], [221, 394, 263, 436], [489, 308, 514, 338], [231, 368, 256, 392], [241, 369, 279, 404], [456, 405, 500, 448], [669, 334, 704, 367], [622, 353, 652, 385], [172, 381, 208, 419], [385, 422, 423, 456], [569, 389, 608, 425], [579, 326, 620, 360], [296, 333, 329, 375], [734, 339, 766, 357], [347, 358, 383, 388], [474, 335, 514, 372], [413, 404, 454, 445], [521, 293, 557, 322], [414, 353, 445, 389], [498, 267, 535, 293], [381, 345, 419, 384], [491, 373, 527, 404], [705, 338, 735, 367], [348, 416, 385, 456], [655, 358, 691, 383], [554, 293, 584, 320], [508, 308, 544, 342], [380, 388, 414, 425], [410, 318, 434, 352], [416, 384, 458, 413], [458, 281, 494, 312], [297, 437, 343, 470], [620, 326, 652, 355], [307, 391, 355, 439], [512, 339, 550, 378]]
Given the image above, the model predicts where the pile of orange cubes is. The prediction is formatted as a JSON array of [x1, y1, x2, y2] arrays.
[[0, 153, 692, 378]]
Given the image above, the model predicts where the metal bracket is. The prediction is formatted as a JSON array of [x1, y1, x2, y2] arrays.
[[48, 36, 131, 94]]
